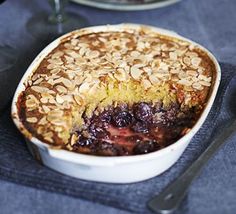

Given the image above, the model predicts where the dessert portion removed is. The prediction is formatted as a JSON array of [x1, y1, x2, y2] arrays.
[[18, 26, 215, 156]]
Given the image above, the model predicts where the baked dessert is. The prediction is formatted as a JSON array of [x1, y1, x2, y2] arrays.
[[17, 26, 215, 156]]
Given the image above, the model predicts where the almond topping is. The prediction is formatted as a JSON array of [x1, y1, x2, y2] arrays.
[[79, 82, 90, 93], [130, 66, 142, 80], [26, 117, 38, 123], [56, 94, 64, 104]]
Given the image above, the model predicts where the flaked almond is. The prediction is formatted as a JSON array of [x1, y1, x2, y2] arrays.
[[48, 109, 64, 117], [26, 99, 37, 108], [50, 118, 66, 126], [199, 80, 211, 87], [47, 63, 59, 69], [130, 66, 142, 80], [74, 95, 83, 105], [186, 70, 198, 76], [170, 69, 180, 74], [79, 47, 87, 56], [130, 51, 140, 57], [38, 116, 47, 125], [159, 62, 169, 70], [66, 50, 78, 58], [47, 58, 63, 65], [89, 50, 100, 58], [26, 117, 38, 123], [192, 82, 203, 90], [40, 97, 48, 104], [71, 39, 79, 46], [50, 68, 61, 74], [56, 85, 68, 94], [169, 52, 178, 60], [65, 55, 74, 63], [61, 78, 74, 89], [149, 74, 160, 84], [51, 51, 63, 59], [64, 42, 74, 49], [33, 77, 44, 85], [42, 105, 50, 113], [191, 57, 201, 67], [183, 56, 191, 65], [70, 134, 78, 146], [178, 78, 192, 86], [178, 71, 188, 79], [143, 67, 152, 75], [114, 68, 127, 81], [142, 79, 152, 90], [31, 86, 48, 93], [56, 94, 64, 104], [79, 82, 90, 93]]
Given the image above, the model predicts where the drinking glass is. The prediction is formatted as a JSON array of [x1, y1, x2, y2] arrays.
[[27, 0, 88, 43]]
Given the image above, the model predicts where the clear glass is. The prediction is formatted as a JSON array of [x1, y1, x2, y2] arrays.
[[27, 0, 88, 44]]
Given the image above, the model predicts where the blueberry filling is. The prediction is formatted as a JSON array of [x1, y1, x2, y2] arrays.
[[72, 102, 198, 156]]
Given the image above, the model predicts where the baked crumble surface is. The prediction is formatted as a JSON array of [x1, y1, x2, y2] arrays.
[[18, 28, 215, 156]]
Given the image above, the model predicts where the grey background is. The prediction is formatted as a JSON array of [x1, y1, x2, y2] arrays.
[[0, 0, 236, 214]]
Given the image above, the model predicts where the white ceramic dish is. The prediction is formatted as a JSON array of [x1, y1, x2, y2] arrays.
[[71, 0, 181, 11], [11, 24, 221, 183]]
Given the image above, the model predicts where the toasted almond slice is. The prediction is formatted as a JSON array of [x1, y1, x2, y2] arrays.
[[44, 136, 53, 143], [51, 51, 63, 59], [64, 43, 74, 49], [177, 78, 192, 86], [33, 77, 44, 85], [47, 64, 59, 69], [61, 78, 74, 89], [26, 117, 38, 123], [130, 51, 140, 57], [186, 70, 198, 76], [142, 79, 152, 90], [56, 85, 68, 94], [79, 82, 90, 93], [48, 109, 64, 117], [56, 94, 64, 104], [130, 66, 142, 80], [42, 105, 50, 113], [65, 55, 74, 63], [25, 99, 37, 108], [40, 97, 48, 104], [169, 52, 178, 60], [50, 68, 61, 74], [192, 82, 203, 90], [178, 71, 188, 79], [50, 118, 66, 126], [38, 116, 47, 125], [149, 74, 160, 84], [191, 57, 201, 67], [47, 58, 63, 65], [170, 69, 180, 74], [70, 134, 78, 146], [71, 39, 79, 46], [199, 80, 211, 87], [79, 47, 87, 56], [74, 95, 83, 105], [89, 50, 100, 58], [114, 68, 127, 81], [31, 86, 48, 93], [205, 77, 212, 82], [183, 56, 191, 65]]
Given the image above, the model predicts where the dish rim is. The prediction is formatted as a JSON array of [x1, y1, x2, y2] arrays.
[[11, 23, 221, 166]]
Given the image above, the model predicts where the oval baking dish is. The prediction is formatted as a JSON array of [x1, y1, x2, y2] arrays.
[[11, 24, 221, 183]]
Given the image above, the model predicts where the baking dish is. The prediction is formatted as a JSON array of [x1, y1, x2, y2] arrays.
[[11, 24, 221, 183]]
